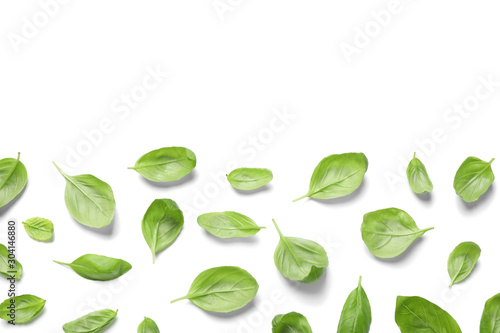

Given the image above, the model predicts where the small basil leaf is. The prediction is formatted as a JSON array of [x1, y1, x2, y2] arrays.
[[294, 152, 368, 201], [0, 243, 22, 279], [129, 147, 196, 182], [22, 217, 54, 241], [406, 152, 433, 194], [171, 266, 259, 313], [454, 157, 495, 202], [337, 276, 371, 333], [197, 211, 265, 238], [273, 219, 328, 283], [138, 317, 160, 333], [54, 254, 132, 281], [447, 241, 481, 287], [481, 292, 500, 333], [0, 153, 28, 209], [63, 309, 117, 333], [0, 294, 45, 324], [53, 162, 115, 228], [361, 208, 433, 258], [142, 199, 184, 263], [226, 167, 273, 191], [395, 296, 462, 332], [272, 312, 312, 333]]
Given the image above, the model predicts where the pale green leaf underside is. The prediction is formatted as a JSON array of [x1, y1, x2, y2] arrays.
[[54, 254, 132, 281], [454, 157, 495, 202], [448, 241, 481, 287], [22, 217, 53, 241], [0, 295, 45, 324], [227, 168, 273, 191], [406, 153, 433, 194], [138, 317, 160, 333], [63, 309, 117, 333], [197, 211, 265, 238]]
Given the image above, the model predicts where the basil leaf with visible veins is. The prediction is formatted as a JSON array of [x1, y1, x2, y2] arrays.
[[22, 217, 53, 241], [272, 312, 312, 333], [0, 153, 27, 209], [454, 157, 495, 202], [63, 309, 117, 333], [197, 211, 265, 238], [138, 317, 160, 333], [0, 295, 45, 324], [54, 254, 132, 281], [337, 276, 371, 333], [481, 292, 500, 333], [0, 243, 22, 279], [406, 152, 433, 194], [227, 167, 273, 191], [448, 241, 481, 287]]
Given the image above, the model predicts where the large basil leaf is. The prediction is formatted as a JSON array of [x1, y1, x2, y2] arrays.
[[0, 295, 45, 324], [395, 296, 462, 332], [138, 317, 160, 333], [273, 219, 328, 283], [481, 292, 500, 332], [129, 147, 196, 182], [142, 199, 184, 263], [53, 162, 115, 228], [294, 152, 368, 201], [171, 266, 259, 313], [406, 153, 433, 194], [63, 309, 117, 333], [361, 208, 433, 258], [272, 312, 312, 333], [0, 243, 22, 279], [54, 254, 132, 281], [0, 153, 28, 209], [448, 241, 481, 287], [454, 157, 495, 202], [226, 167, 273, 191], [22, 217, 54, 241], [337, 276, 371, 333], [197, 211, 265, 238]]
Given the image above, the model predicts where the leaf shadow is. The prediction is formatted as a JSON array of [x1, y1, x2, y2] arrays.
[[414, 191, 432, 204], [202, 298, 258, 319], [309, 179, 367, 205], [0, 181, 28, 217], [282, 270, 328, 296], [371, 237, 428, 264], [203, 230, 261, 244], [138, 170, 198, 188], [458, 183, 495, 211], [232, 185, 272, 195]]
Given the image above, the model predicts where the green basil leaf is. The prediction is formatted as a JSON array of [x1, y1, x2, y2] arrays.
[[142, 199, 184, 263], [0, 243, 22, 279], [0, 294, 45, 324], [406, 152, 433, 194], [273, 219, 328, 283], [54, 254, 132, 281], [395, 296, 462, 332], [481, 292, 500, 332], [454, 157, 495, 202], [0, 153, 28, 209], [337, 276, 371, 333], [226, 167, 273, 191], [272, 312, 312, 333], [53, 162, 115, 228], [129, 147, 196, 182], [138, 317, 160, 333], [63, 309, 117, 333], [294, 152, 368, 202], [197, 211, 265, 238], [447, 241, 481, 287], [22, 217, 54, 241], [361, 208, 433, 259], [171, 266, 259, 313]]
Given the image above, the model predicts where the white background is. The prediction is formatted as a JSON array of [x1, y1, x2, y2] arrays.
[[1, 0, 500, 332]]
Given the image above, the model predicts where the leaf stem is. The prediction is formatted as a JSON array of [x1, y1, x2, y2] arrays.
[[292, 194, 309, 202], [171, 295, 189, 303], [488, 158, 495, 165], [272, 219, 284, 239], [413, 152, 416, 159], [53, 260, 70, 266], [358, 276, 362, 287]]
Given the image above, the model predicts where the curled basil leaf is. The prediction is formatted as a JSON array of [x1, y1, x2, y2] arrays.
[[226, 167, 273, 191], [142, 199, 184, 263], [337, 276, 371, 333], [361, 208, 433, 259], [129, 147, 196, 182], [171, 266, 259, 313], [273, 219, 328, 283], [294, 152, 368, 202], [448, 241, 481, 287], [0, 294, 45, 324], [406, 152, 433, 194], [454, 157, 495, 202], [0, 243, 22, 279], [0, 153, 28, 209], [272, 312, 312, 333], [63, 309, 117, 333], [138, 317, 160, 333], [395, 296, 462, 332], [22, 217, 54, 241], [197, 211, 265, 238], [481, 292, 500, 333], [54, 254, 132, 281], [53, 162, 115, 228]]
